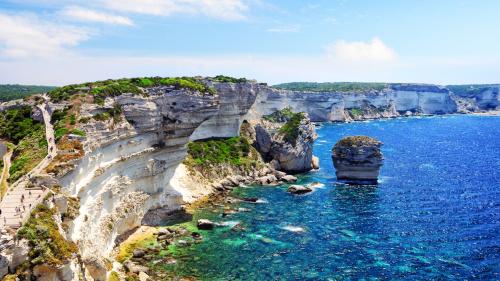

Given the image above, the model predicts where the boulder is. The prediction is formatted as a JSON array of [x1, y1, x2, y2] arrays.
[[311, 155, 320, 170], [197, 219, 215, 230], [287, 185, 312, 194], [124, 261, 149, 274], [281, 175, 297, 183], [133, 249, 146, 258], [332, 136, 383, 185], [139, 271, 151, 281]]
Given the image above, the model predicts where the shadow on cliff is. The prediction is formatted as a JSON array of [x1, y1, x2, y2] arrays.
[[141, 208, 193, 227]]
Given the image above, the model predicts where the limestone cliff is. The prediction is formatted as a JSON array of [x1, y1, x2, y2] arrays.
[[53, 82, 258, 280], [247, 83, 500, 122]]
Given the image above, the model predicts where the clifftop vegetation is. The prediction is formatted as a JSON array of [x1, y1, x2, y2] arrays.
[[211, 75, 248, 83], [0, 106, 47, 181], [335, 136, 381, 147], [446, 84, 500, 97], [273, 82, 388, 92], [0, 85, 55, 102], [48, 77, 217, 104]]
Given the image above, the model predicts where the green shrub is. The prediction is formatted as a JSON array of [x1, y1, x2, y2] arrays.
[[263, 107, 296, 122], [212, 75, 247, 83], [349, 108, 363, 117], [70, 129, 86, 137], [17, 204, 78, 266], [54, 127, 68, 141], [93, 104, 122, 123], [48, 76, 216, 103], [0, 85, 55, 102], [279, 112, 305, 146], [79, 117, 91, 123], [51, 108, 68, 124], [109, 271, 120, 281], [0, 106, 41, 144], [186, 137, 251, 167], [9, 127, 47, 182]]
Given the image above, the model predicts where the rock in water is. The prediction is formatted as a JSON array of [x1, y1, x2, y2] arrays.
[[197, 219, 216, 230], [332, 136, 383, 185], [287, 185, 313, 194]]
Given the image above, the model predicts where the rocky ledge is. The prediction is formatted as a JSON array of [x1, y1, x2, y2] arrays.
[[332, 136, 383, 185]]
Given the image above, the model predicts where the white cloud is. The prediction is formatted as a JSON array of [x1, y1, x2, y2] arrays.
[[2, 52, 498, 87], [326, 37, 397, 62], [103, 0, 248, 21], [0, 12, 90, 58], [61, 6, 134, 26], [266, 24, 300, 33]]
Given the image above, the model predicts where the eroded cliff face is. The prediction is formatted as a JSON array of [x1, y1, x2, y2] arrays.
[[56, 83, 258, 280], [247, 84, 465, 122]]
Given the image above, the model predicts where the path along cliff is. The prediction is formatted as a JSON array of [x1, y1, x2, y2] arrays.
[[0, 97, 56, 228]]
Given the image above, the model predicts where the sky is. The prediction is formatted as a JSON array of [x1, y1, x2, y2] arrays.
[[0, 0, 499, 86]]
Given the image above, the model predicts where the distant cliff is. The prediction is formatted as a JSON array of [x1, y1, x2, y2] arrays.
[[251, 83, 500, 121]]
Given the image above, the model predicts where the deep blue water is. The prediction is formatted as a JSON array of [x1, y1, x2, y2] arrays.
[[170, 115, 500, 280]]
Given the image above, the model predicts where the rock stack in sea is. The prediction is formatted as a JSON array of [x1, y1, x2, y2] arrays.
[[332, 136, 383, 185], [254, 108, 318, 173]]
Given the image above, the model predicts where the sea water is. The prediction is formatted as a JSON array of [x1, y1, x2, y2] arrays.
[[164, 115, 500, 280]]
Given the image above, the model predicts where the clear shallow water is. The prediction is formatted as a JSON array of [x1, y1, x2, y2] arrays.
[[168, 115, 500, 280]]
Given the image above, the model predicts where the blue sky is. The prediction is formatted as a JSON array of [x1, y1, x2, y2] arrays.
[[0, 0, 499, 85]]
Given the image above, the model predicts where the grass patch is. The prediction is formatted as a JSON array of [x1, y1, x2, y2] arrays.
[[70, 128, 86, 137], [17, 204, 78, 266]]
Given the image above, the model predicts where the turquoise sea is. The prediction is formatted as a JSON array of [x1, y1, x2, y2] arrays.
[[165, 115, 500, 280]]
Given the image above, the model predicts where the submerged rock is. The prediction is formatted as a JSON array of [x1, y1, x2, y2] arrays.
[[287, 185, 312, 194], [332, 136, 383, 185]]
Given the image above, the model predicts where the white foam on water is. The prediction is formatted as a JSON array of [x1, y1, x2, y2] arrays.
[[219, 220, 241, 227], [280, 225, 306, 233], [307, 182, 325, 189]]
